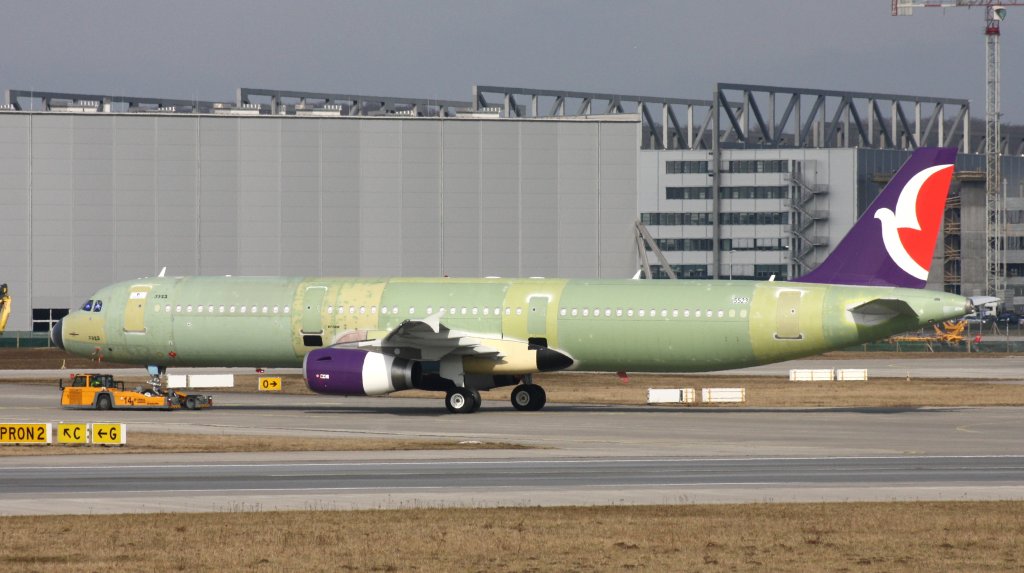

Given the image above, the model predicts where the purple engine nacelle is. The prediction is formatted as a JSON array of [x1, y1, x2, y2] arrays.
[[304, 348, 421, 396]]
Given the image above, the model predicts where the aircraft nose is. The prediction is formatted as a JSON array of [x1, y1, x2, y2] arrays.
[[49, 318, 64, 350]]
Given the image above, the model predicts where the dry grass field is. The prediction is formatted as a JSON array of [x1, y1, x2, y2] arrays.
[[0, 502, 1021, 572]]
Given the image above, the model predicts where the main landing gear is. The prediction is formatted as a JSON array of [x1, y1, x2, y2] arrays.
[[442, 383, 547, 413], [510, 384, 546, 411], [445, 387, 482, 414]]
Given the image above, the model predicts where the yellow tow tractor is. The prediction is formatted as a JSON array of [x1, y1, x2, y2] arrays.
[[59, 373, 212, 411]]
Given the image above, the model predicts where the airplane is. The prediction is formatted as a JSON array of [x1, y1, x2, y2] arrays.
[[50, 147, 971, 413]]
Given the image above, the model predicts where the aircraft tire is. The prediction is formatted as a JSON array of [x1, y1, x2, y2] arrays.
[[511, 384, 546, 411], [445, 389, 477, 414], [527, 385, 546, 411], [467, 389, 482, 413], [96, 395, 112, 411]]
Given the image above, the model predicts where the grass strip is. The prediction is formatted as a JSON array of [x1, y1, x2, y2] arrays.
[[0, 502, 1021, 572]]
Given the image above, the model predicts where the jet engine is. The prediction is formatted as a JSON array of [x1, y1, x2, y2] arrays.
[[304, 348, 421, 396]]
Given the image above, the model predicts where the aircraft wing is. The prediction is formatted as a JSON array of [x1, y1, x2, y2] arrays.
[[334, 313, 503, 361]]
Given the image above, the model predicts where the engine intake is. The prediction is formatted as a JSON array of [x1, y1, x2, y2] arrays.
[[304, 348, 421, 396]]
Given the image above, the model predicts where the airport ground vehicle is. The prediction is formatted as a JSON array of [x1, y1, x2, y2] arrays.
[[59, 373, 212, 410]]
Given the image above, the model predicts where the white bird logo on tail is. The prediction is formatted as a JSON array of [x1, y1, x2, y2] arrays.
[[873, 164, 953, 281]]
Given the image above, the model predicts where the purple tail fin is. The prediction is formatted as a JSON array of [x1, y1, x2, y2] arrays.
[[797, 147, 957, 288]]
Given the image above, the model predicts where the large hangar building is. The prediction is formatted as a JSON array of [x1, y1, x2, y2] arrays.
[[2, 83, 1023, 334]]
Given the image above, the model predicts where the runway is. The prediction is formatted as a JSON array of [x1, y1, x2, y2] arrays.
[[2, 379, 1024, 514], [2, 454, 1023, 515]]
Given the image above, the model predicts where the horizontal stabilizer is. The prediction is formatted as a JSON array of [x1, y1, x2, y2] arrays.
[[850, 298, 919, 327]]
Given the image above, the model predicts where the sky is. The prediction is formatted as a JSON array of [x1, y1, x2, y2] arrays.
[[2, 0, 1023, 122]]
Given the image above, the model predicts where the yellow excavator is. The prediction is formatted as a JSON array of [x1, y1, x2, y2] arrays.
[[0, 284, 10, 335]]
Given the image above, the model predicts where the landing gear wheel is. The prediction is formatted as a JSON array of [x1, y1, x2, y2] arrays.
[[467, 389, 482, 413], [511, 384, 546, 411], [445, 388, 478, 414], [96, 395, 112, 411]]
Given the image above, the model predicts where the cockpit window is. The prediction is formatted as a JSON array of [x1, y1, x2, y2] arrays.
[[81, 300, 93, 311], [93, 300, 103, 312]]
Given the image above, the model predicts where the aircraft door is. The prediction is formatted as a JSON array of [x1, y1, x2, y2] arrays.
[[527, 296, 549, 340], [123, 286, 152, 333], [774, 290, 804, 340], [301, 286, 328, 334]]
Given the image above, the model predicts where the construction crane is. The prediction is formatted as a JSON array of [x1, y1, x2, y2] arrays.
[[893, 1, 1023, 298]]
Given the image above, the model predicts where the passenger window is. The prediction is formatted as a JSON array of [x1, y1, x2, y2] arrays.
[[262, 306, 268, 313], [359, 306, 365, 314], [409, 307, 415, 315], [327, 306, 334, 314], [240, 306, 247, 314], [616, 309, 622, 317], [186, 306, 193, 313], [516, 308, 522, 316], [638, 310, 645, 317], [672, 310, 678, 318], [176, 305, 182, 313], [559, 309, 566, 317], [220, 306, 226, 313], [627, 309, 634, 317], [382, 307, 389, 315], [718, 310, 724, 318], [571, 309, 578, 316], [284, 306, 291, 313], [695, 310, 701, 317], [582, 309, 589, 317], [371, 307, 377, 314], [197, 306, 203, 313], [349, 306, 355, 315], [229, 306, 236, 313], [605, 309, 611, 317], [661, 310, 667, 318], [393, 306, 399, 315], [484, 308, 491, 316], [461, 307, 467, 315], [684, 309, 690, 317]]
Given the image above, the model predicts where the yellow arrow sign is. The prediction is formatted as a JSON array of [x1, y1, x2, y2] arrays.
[[259, 377, 282, 392], [57, 423, 90, 444], [91, 423, 126, 445], [0, 423, 51, 444]]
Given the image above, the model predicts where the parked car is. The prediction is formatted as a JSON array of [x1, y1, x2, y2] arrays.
[[996, 312, 1022, 324]]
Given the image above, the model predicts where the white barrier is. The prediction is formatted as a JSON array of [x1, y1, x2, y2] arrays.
[[167, 374, 234, 389], [789, 369, 836, 382], [836, 369, 869, 381], [647, 388, 696, 404], [186, 374, 235, 388], [701, 388, 746, 403]]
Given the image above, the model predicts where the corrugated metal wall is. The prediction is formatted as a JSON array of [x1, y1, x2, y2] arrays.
[[0, 113, 639, 330]]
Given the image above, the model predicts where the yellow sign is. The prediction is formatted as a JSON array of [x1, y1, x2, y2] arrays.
[[57, 423, 90, 444], [259, 377, 282, 392], [0, 423, 51, 444], [92, 423, 126, 445]]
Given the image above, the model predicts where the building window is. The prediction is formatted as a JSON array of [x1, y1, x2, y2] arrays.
[[727, 159, 788, 173], [650, 238, 714, 252], [719, 212, 789, 225], [665, 160, 709, 174], [650, 264, 709, 279], [719, 186, 789, 200], [666, 187, 711, 200], [755, 265, 789, 280], [720, 238, 789, 251], [641, 212, 713, 226], [32, 308, 68, 333]]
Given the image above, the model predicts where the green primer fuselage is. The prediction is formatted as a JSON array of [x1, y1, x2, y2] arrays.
[[60, 276, 970, 373]]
